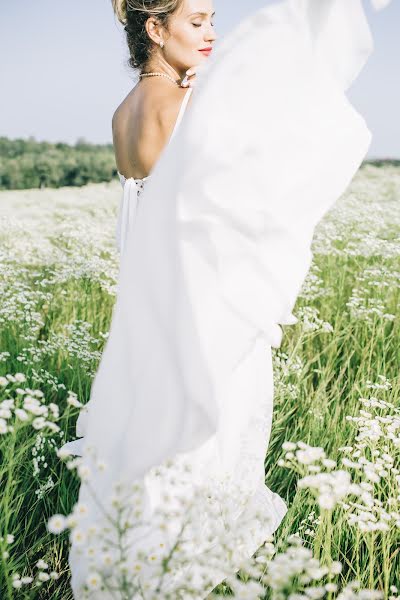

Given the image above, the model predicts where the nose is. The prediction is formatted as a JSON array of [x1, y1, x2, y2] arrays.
[[206, 24, 218, 42]]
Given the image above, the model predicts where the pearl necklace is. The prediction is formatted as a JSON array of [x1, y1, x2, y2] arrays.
[[139, 72, 180, 87]]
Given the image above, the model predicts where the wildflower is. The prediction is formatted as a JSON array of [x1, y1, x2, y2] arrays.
[[70, 529, 87, 546], [48, 403, 60, 417], [36, 559, 48, 569], [32, 417, 47, 430], [77, 463, 91, 481], [86, 571, 102, 590], [282, 441, 297, 451], [67, 395, 83, 408], [56, 446, 73, 459], [329, 561, 343, 575], [296, 446, 326, 465], [305, 586, 326, 599], [322, 458, 337, 469], [50, 571, 60, 580], [101, 552, 115, 567], [74, 502, 89, 517], [47, 514, 68, 534], [318, 494, 336, 510], [15, 408, 29, 421], [66, 515, 79, 529]]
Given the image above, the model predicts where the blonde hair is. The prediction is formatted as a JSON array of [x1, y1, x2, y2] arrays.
[[111, 0, 184, 71], [112, 0, 128, 24]]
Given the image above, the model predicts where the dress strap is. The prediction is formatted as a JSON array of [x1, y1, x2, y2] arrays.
[[169, 87, 193, 142]]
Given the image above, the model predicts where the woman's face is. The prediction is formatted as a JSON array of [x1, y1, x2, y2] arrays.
[[162, 0, 217, 73]]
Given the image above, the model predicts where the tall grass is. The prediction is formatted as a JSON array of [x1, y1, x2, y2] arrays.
[[0, 165, 398, 598]]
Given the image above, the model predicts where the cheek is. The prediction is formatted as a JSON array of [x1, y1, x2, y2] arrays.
[[174, 26, 200, 52], [167, 24, 203, 68]]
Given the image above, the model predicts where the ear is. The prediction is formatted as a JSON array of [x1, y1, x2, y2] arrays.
[[145, 16, 164, 46]]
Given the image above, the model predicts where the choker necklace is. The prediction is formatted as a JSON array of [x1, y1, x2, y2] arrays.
[[139, 72, 180, 87]]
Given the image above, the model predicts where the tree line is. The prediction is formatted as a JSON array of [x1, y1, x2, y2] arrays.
[[0, 136, 398, 191], [0, 137, 117, 190]]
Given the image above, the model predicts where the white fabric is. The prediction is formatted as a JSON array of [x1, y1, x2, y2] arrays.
[[61, 0, 391, 597], [61, 88, 194, 459], [114, 87, 193, 256]]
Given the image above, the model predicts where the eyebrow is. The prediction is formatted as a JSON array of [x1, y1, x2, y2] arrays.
[[189, 11, 216, 17]]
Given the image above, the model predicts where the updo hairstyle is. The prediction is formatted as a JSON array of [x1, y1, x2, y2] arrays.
[[112, 0, 184, 72]]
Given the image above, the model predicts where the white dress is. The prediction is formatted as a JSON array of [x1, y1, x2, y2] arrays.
[[60, 0, 391, 597]]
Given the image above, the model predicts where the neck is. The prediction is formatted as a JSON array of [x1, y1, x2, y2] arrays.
[[143, 55, 186, 83]]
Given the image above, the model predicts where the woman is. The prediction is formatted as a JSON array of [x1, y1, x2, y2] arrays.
[[60, 0, 390, 597], [111, 0, 216, 182], [111, 0, 217, 255]]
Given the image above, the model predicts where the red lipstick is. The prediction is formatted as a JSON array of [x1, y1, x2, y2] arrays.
[[198, 47, 212, 56]]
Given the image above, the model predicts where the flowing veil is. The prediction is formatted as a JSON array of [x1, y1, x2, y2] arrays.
[[60, 0, 392, 596]]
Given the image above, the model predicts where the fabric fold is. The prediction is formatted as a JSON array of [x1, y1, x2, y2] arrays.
[[115, 176, 139, 255]]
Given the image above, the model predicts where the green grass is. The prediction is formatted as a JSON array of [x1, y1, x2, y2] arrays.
[[0, 165, 399, 598]]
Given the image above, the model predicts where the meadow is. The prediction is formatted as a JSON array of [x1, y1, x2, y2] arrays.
[[0, 164, 399, 599]]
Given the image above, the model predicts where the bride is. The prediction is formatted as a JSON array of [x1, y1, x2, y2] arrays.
[[59, 0, 391, 597]]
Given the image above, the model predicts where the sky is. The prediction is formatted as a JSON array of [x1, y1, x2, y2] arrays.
[[1, 0, 399, 159]]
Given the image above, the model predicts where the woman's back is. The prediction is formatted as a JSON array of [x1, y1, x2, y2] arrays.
[[112, 80, 193, 181]]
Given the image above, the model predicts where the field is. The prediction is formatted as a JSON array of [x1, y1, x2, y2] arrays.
[[0, 165, 399, 598]]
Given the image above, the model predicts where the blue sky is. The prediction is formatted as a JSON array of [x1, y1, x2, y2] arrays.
[[1, 0, 399, 158]]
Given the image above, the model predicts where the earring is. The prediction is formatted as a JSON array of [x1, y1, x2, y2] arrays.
[[159, 41, 164, 48]]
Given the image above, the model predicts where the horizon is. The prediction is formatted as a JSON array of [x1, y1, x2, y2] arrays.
[[1, 0, 399, 159]]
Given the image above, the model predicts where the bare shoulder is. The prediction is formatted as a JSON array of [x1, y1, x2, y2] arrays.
[[111, 81, 191, 178], [111, 88, 136, 137], [112, 82, 188, 136], [144, 83, 190, 139]]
